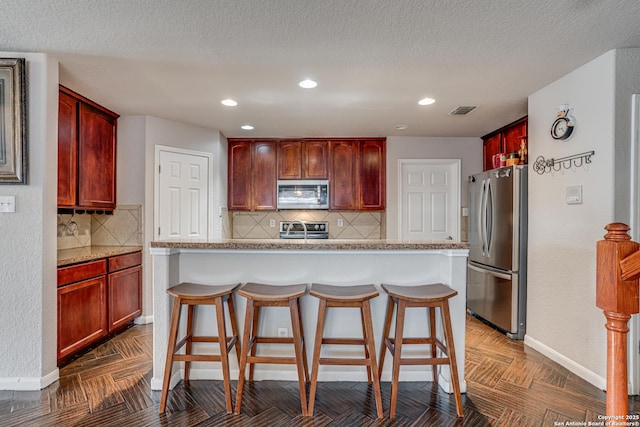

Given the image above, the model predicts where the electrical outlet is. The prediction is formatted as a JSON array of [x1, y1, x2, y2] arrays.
[[269, 219, 276, 227], [277, 327, 288, 337], [337, 218, 344, 227], [0, 196, 16, 213]]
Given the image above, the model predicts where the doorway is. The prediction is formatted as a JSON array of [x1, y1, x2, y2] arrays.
[[398, 159, 460, 241], [154, 145, 213, 240]]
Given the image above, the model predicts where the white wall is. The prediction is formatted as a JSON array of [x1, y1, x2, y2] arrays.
[[119, 116, 226, 319], [525, 49, 640, 390], [0, 52, 59, 389], [385, 136, 483, 239]]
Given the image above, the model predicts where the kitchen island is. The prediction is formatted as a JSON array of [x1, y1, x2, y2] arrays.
[[150, 239, 469, 394]]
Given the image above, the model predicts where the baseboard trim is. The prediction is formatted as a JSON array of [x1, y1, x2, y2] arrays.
[[0, 368, 59, 391], [524, 334, 607, 391], [134, 315, 153, 325]]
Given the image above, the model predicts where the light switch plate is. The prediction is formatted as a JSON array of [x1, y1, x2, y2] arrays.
[[566, 185, 583, 205], [0, 196, 16, 212]]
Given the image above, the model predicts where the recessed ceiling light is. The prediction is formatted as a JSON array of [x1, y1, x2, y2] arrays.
[[418, 97, 436, 106], [394, 124, 408, 130], [241, 125, 254, 130], [299, 79, 317, 89], [221, 99, 238, 106]]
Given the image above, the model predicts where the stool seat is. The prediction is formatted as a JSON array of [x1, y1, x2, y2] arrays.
[[160, 282, 240, 415], [381, 283, 457, 302], [379, 283, 463, 419], [308, 283, 383, 419], [310, 283, 378, 302], [167, 282, 238, 299], [238, 282, 307, 301]]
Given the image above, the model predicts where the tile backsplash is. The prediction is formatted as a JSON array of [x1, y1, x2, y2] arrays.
[[232, 211, 384, 239], [57, 205, 143, 249]]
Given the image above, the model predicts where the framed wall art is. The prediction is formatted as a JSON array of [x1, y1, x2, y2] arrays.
[[0, 58, 27, 184]]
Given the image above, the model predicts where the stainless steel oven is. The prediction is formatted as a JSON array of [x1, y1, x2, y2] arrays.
[[279, 221, 329, 239]]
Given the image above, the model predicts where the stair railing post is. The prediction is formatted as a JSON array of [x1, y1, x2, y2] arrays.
[[596, 223, 640, 418]]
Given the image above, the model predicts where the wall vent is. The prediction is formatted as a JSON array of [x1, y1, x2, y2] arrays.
[[449, 106, 477, 116]]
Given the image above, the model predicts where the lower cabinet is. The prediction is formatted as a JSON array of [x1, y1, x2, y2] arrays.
[[57, 251, 142, 365]]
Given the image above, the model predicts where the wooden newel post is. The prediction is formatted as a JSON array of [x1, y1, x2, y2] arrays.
[[596, 223, 640, 418]]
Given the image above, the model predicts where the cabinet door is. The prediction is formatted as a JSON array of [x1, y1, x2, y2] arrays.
[[482, 134, 501, 171], [329, 141, 358, 210], [252, 141, 277, 210], [108, 265, 142, 332], [278, 141, 302, 179], [359, 140, 385, 210], [58, 276, 107, 361], [228, 141, 252, 210], [502, 119, 527, 158], [303, 141, 329, 179], [78, 103, 117, 209], [58, 91, 78, 207]]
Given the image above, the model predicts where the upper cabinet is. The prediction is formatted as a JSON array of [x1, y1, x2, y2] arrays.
[[228, 140, 277, 211], [278, 140, 328, 179], [228, 137, 386, 212], [58, 86, 119, 210], [482, 116, 527, 171], [329, 138, 386, 211]]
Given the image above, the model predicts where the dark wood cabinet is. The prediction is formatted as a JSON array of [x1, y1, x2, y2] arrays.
[[57, 251, 142, 366], [57, 260, 108, 363], [58, 86, 119, 210], [108, 252, 142, 332], [228, 140, 277, 211], [278, 140, 328, 179], [329, 141, 358, 210], [329, 138, 386, 211], [482, 116, 528, 171]]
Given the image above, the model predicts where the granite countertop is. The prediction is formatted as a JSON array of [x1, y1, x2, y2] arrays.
[[150, 239, 469, 251], [57, 245, 143, 267]]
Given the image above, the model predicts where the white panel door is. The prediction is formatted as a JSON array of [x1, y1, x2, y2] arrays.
[[399, 159, 460, 241], [157, 148, 210, 240]]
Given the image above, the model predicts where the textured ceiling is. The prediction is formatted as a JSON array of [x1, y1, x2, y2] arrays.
[[2, 0, 640, 138]]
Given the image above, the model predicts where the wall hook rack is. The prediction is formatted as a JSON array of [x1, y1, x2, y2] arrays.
[[533, 151, 595, 175]]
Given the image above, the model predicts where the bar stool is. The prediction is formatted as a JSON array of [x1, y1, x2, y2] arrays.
[[159, 282, 240, 414], [234, 282, 309, 416], [378, 283, 463, 418], [308, 283, 383, 419]]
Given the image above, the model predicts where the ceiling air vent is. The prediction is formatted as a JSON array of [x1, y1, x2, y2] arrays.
[[449, 106, 477, 116]]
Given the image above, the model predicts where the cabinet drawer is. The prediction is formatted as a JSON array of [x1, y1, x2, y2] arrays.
[[109, 251, 142, 272], [58, 260, 107, 287]]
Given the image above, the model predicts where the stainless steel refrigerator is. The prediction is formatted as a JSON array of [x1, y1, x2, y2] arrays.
[[467, 165, 527, 339]]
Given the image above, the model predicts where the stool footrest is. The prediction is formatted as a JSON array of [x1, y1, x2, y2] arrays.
[[174, 354, 223, 363], [246, 355, 299, 365], [255, 336, 299, 345], [396, 357, 451, 366], [322, 338, 366, 345], [385, 337, 448, 355], [319, 357, 372, 366]]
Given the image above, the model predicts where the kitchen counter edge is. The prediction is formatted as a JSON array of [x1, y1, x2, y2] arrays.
[[149, 239, 469, 251], [58, 245, 144, 267]]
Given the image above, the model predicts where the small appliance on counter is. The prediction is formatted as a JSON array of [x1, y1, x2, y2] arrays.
[[467, 165, 528, 339], [279, 221, 329, 239]]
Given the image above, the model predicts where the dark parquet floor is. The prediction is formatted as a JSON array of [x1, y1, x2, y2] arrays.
[[2, 315, 639, 426]]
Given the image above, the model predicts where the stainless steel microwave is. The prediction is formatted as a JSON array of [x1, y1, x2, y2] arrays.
[[276, 180, 329, 209]]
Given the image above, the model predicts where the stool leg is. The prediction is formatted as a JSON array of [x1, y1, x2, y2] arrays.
[[362, 300, 384, 419], [296, 297, 310, 383], [234, 298, 254, 415], [184, 304, 195, 383], [429, 306, 438, 385], [226, 293, 241, 366], [308, 298, 327, 417], [289, 297, 309, 416], [441, 302, 464, 418], [215, 296, 233, 414], [160, 296, 182, 414], [378, 295, 395, 380], [390, 298, 407, 419], [248, 305, 260, 382], [360, 306, 372, 383]]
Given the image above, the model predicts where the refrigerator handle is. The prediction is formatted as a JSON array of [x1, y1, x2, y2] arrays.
[[480, 178, 488, 256], [485, 178, 493, 254], [468, 263, 512, 280]]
